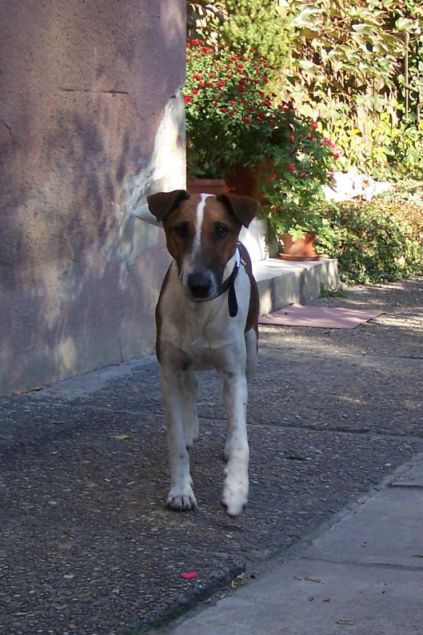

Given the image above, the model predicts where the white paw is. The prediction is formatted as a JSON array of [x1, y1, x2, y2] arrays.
[[167, 486, 198, 512], [221, 477, 248, 517]]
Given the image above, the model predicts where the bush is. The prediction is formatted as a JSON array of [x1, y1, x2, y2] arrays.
[[317, 199, 423, 285], [374, 181, 423, 241]]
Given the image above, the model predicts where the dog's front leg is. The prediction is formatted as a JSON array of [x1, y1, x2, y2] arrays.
[[160, 368, 197, 511], [222, 372, 249, 516], [181, 370, 199, 449]]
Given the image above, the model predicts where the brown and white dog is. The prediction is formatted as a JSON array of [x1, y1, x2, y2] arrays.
[[147, 189, 259, 516]]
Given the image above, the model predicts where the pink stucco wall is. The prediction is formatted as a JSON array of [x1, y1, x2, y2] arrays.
[[0, 0, 186, 394]]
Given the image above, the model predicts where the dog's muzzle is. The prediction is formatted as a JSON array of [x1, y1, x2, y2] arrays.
[[187, 271, 214, 299], [185, 248, 241, 317]]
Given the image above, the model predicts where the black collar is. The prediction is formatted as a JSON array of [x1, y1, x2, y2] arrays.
[[217, 247, 240, 318]]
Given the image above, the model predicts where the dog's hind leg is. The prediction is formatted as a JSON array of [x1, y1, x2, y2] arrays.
[[160, 368, 198, 511], [181, 370, 199, 449], [245, 328, 258, 381], [221, 371, 249, 517]]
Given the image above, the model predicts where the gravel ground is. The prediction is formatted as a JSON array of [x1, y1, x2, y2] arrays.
[[0, 278, 422, 634]]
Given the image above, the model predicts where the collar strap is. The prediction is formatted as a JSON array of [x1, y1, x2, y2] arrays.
[[217, 247, 240, 318]]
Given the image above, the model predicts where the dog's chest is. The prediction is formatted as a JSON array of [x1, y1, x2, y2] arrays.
[[163, 295, 233, 362], [158, 268, 248, 369]]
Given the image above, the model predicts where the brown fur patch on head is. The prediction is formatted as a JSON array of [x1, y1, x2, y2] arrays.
[[216, 193, 258, 228], [147, 189, 190, 222], [199, 197, 242, 278], [161, 194, 200, 268]]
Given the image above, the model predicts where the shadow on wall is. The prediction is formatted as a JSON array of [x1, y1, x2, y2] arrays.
[[0, 0, 186, 395]]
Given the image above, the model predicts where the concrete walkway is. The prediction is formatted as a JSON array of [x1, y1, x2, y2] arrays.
[[0, 278, 422, 634], [165, 455, 423, 634]]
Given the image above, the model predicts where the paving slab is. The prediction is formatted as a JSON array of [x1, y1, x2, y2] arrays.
[[165, 558, 423, 635], [305, 486, 423, 568]]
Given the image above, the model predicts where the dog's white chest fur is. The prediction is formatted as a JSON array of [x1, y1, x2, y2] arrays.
[[160, 261, 250, 370]]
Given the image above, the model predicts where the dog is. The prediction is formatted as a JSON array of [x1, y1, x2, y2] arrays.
[[147, 189, 259, 516]]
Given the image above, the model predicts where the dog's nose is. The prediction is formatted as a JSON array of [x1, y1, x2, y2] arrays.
[[187, 272, 212, 299]]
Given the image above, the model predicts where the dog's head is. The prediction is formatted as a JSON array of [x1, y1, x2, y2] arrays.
[[147, 190, 258, 301]]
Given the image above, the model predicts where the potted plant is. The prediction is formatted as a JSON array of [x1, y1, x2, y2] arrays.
[[184, 39, 280, 194], [262, 115, 339, 259], [184, 39, 340, 260]]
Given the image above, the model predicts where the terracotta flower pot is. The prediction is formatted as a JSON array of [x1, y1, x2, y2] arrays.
[[226, 159, 274, 202], [279, 232, 321, 261], [187, 178, 229, 195], [226, 165, 259, 198]]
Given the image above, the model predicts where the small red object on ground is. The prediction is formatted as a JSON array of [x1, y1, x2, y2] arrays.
[[180, 571, 197, 581]]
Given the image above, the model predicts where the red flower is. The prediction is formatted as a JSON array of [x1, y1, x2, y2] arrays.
[[311, 121, 318, 130], [183, 95, 193, 104], [220, 107, 228, 113], [287, 163, 296, 173], [216, 80, 225, 87], [242, 116, 251, 125], [197, 82, 206, 88], [193, 73, 202, 81], [332, 151, 340, 160], [191, 89, 199, 96]]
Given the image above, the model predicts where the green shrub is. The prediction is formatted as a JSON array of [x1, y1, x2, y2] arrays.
[[374, 181, 423, 241], [317, 199, 423, 285]]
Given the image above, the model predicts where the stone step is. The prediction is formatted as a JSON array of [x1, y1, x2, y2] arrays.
[[252, 257, 339, 315]]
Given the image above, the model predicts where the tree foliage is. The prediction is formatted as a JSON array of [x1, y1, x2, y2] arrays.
[[188, 0, 423, 177]]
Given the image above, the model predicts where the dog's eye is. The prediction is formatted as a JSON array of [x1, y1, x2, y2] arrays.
[[172, 222, 190, 239], [214, 223, 231, 239]]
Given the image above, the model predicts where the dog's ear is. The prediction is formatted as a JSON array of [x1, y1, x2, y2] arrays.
[[147, 190, 190, 222], [216, 193, 258, 228]]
